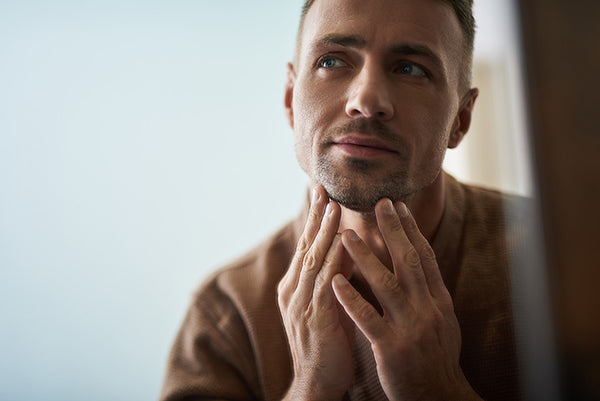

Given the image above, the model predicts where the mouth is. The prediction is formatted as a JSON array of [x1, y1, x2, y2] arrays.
[[332, 135, 397, 158]]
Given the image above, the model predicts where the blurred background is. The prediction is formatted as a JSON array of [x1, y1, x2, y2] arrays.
[[0, 1, 530, 400]]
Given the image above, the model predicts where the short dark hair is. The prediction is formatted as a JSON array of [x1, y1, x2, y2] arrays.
[[296, 0, 476, 91]]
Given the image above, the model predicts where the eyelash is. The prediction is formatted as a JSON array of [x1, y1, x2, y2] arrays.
[[315, 54, 430, 79], [394, 62, 429, 77], [315, 55, 348, 69]]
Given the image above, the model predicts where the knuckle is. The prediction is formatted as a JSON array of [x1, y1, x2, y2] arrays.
[[403, 246, 421, 268], [296, 236, 309, 253], [278, 299, 288, 312], [308, 203, 323, 223], [276, 278, 285, 295], [276, 280, 284, 297], [388, 217, 403, 233], [355, 298, 374, 321], [302, 251, 316, 271], [380, 270, 400, 292], [419, 242, 436, 264], [276, 283, 289, 307], [277, 294, 288, 311]]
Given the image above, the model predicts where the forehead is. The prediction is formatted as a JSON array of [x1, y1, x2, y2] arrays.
[[299, 0, 463, 65]]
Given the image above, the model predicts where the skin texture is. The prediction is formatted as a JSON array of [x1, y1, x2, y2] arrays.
[[285, 0, 478, 213], [277, 188, 354, 400], [278, 0, 482, 399], [278, 189, 482, 400]]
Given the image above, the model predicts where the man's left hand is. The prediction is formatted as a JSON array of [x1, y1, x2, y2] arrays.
[[331, 198, 483, 401]]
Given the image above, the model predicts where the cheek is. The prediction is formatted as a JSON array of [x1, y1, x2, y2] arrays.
[[293, 80, 334, 129], [410, 97, 458, 147], [292, 85, 320, 173], [294, 138, 310, 174], [292, 79, 341, 161]]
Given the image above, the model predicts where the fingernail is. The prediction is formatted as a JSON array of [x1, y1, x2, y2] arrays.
[[333, 274, 348, 287], [312, 187, 320, 204], [347, 230, 360, 241], [397, 202, 409, 217], [383, 198, 396, 215]]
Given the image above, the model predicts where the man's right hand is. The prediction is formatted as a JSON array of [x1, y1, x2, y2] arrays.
[[277, 186, 354, 401]]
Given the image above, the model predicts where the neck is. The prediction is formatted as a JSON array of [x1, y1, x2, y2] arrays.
[[338, 172, 446, 270]]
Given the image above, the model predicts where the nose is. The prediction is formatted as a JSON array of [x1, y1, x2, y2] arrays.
[[345, 63, 394, 120]]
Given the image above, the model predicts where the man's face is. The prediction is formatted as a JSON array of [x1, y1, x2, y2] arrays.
[[285, 0, 476, 212]]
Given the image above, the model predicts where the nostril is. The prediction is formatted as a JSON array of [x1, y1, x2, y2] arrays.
[[345, 91, 394, 120]]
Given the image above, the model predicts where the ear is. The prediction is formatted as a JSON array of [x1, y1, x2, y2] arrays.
[[284, 62, 297, 129], [448, 88, 479, 149]]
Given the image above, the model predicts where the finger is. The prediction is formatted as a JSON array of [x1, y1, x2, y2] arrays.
[[375, 198, 429, 302], [313, 233, 343, 310], [340, 229, 409, 316], [295, 201, 341, 305], [393, 201, 452, 306], [280, 186, 328, 294], [332, 273, 390, 344]]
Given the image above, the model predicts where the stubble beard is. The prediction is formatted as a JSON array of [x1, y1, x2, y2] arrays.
[[303, 117, 441, 212], [314, 154, 414, 213]]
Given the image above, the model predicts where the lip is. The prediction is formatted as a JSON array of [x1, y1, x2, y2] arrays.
[[332, 135, 397, 158]]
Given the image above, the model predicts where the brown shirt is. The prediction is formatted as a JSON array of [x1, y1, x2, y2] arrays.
[[160, 174, 526, 401]]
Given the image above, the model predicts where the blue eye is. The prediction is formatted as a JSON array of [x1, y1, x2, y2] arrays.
[[397, 63, 426, 76], [319, 57, 346, 69]]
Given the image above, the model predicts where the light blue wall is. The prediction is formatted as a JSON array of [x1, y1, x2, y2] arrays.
[[0, 1, 305, 400]]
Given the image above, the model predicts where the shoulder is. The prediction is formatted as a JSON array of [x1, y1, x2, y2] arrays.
[[192, 217, 300, 313], [454, 177, 531, 232], [441, 174, 533, 274]]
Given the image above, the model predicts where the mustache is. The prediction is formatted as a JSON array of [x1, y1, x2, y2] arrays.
[[326, 118, 408, 151]]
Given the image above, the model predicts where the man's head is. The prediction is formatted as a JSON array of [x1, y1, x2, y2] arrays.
[[284, 0, 479, 212]]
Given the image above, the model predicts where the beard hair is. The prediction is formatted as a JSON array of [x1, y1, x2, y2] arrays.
[[307, 117, 443, 212], [311, 118, 412, 212], [314, 155, 413, 213]]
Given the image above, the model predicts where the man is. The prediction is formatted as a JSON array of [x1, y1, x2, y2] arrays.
[[161, 0, 524, 400]]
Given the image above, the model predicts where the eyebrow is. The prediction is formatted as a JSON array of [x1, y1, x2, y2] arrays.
[[312, 34, 445, 71], [389, 44, 445, 71], [316, 34, 367, 48]]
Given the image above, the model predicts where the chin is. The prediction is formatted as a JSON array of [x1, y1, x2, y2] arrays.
[[320, 179, 396, 214], [313, 156, 443, 211], [328, 195, 378, 215], [314, 157, 411, 207]]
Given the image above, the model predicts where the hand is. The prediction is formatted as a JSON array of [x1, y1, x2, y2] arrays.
[[331, 198, 482, 401], [277, 186, 354, 401]]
